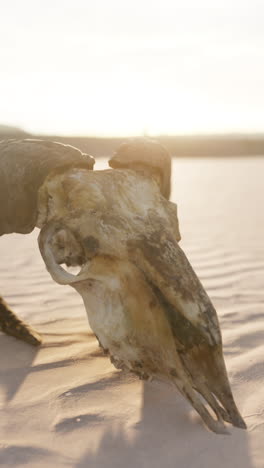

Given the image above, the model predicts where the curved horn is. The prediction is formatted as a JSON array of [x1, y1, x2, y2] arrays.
[[109, 139, 171, 199], [38, 221, 88, 285]]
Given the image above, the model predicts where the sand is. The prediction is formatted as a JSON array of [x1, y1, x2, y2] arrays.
[[0, 157, 263, 468]]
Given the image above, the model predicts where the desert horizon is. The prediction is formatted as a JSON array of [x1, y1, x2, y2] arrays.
[[2, 123, 264, 158]]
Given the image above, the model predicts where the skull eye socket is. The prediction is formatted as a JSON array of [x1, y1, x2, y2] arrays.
[[38, 221, 85, 285], [49, 228, 85, 267]]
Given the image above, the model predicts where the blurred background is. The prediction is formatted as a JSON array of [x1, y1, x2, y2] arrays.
[[1, 0, 264, 156]]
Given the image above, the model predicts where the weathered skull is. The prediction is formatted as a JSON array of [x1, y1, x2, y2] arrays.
[[37, 141, 245, 434]]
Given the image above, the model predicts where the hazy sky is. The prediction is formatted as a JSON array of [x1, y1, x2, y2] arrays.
[[1, 0, 264, 136]]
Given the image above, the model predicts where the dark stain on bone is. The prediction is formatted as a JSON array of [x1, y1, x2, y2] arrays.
[[83, 236, 99, 258], [134, 360, 143, 368], [170, 368, 178, 377], [149, 298, 157, 309]]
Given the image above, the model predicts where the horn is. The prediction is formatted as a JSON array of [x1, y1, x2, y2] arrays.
[[38, 221, 89, 285], [109, 138, 171, 199]]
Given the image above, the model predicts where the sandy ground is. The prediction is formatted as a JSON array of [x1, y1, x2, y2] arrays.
[[0, 158, 264, 468]]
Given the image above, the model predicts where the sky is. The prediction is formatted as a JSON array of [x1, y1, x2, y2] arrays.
[[1, 0, 264, 136]]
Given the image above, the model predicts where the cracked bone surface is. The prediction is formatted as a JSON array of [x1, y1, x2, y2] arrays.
[[38, 139, 246, 433]]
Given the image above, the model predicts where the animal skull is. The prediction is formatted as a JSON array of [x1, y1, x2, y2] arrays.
[[37, 141, 246, 434]]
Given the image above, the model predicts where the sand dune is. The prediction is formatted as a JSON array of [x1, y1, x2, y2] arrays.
[[0, 158, 263, 467]]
